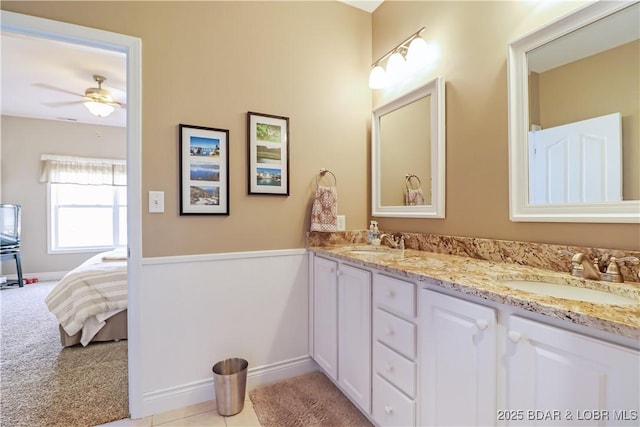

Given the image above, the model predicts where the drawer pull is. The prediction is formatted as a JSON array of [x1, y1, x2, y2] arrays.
[[385, 289, 395, 298], [385, 328, 394, 336], [384, 405, 394, 415], [508, 331, 522, 343], [385, 364, 394, 373], [475, 319, 488, 330]]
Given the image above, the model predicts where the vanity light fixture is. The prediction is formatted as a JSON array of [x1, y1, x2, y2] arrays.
[[385, 50, 407, 85], [369, 27, 435, 89]]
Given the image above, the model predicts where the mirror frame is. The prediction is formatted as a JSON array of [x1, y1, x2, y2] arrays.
[[507, 0, 640, 223], [372, 76, 446, 218]]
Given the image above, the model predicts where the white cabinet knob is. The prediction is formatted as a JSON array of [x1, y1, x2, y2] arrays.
[[475, 319, 488, 330], [508, 331, 522, 343], [385, 364, 394, 373], [384, 405, 394, 415], [385, 328, 394, 336], [386, 289, 395, 298]]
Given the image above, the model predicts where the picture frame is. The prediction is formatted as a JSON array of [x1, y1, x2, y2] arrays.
[[179, 124, 229, 215], [247, 112, 290, 196]]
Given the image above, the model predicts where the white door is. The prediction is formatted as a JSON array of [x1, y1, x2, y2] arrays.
[[505, 316, 640, 426], [312, 256, 339, 380], [528, 113, 622, 204], [420, 289, 497, 426], [338, 264, 372, 413]]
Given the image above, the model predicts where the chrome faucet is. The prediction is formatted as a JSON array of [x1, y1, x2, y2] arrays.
[[560, 250, 639, 283], [570, 253, 602, 281], [380, 234, 405, 250]]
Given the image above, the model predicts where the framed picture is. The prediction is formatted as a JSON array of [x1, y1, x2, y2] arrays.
[[179, 124, 229, 215], [247, 112, 289, 196]]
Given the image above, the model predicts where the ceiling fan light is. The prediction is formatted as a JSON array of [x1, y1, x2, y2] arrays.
[[84, 100, 115, 118]]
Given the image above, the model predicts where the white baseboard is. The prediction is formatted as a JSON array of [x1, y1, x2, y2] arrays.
[[141, 355, 317, 417], [246, 355, 318, 390]]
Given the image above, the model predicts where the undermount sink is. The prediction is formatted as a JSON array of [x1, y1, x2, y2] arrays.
[[499, 279, 638, 305], [343, 246, 394, 256], [348, 250, 393, 256]]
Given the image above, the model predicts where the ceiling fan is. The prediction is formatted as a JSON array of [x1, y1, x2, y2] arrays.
[[37, 74, 125, 118], [82, 75, 123, 117]]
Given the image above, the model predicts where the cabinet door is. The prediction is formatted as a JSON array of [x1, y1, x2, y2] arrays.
[[312, 256, 338, 380], [420, 289, 497, 426], [338, 264, 372, 413], [506, 316, 640, 426]]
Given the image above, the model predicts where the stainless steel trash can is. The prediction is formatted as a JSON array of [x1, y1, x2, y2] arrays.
[[212, 358, 248, 416]]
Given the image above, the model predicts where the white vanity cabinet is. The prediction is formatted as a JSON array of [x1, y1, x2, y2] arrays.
[[310, 251, 640, 427], [338, 263, 372, 412], [504, 315, 640, 426], [312, 256, 339, 380], [372, 274, 418, 427], [311, 256, 372, 413], [419, 289, 498, 426]]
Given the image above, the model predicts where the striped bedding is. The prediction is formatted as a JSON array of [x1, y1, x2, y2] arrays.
[[45, 249, 127, 346]]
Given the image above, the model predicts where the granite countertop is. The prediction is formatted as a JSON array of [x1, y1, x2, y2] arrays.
[[310, 245, 640, 341]]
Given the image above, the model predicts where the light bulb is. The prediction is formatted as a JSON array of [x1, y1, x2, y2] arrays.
[[407, 37, 439, 71], [386, 51, 406, 84], [406, 37, 429, 67], [368, 65, 388, 89]]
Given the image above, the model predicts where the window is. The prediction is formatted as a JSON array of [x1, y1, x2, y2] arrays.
[[40, 154, 126, 253], [49, 183, 127, 252]]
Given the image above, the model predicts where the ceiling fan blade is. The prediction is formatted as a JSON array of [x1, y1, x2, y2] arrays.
[[43, 100, 84, 108], [33, 82, 84, 98]]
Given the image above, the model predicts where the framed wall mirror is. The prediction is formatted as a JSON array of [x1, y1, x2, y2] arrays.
[[372, 76, 446, 218], [507, 0, 639, 223]]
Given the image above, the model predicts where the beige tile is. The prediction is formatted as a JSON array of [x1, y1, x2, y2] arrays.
[[96, 416, 153, 426], [152, 401, 217, 425], [154, 410, 226, 426], [224, 399, 261, 427]]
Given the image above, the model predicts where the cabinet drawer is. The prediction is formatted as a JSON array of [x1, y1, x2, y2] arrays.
[[374, 309, 416, 359], [373, 274, 415, 318], [374, 341, 416, 398], [373, 374, 415, 427]]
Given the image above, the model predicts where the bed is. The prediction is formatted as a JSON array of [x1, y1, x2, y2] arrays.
[[45, 249, 127, 347]]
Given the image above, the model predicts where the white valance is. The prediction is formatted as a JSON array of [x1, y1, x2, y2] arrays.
[[40, 154, 126, 186]]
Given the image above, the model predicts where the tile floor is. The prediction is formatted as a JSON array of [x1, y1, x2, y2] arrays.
[[98, 399, 261, 427]]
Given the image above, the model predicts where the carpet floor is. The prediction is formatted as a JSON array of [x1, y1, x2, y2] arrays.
[[0, 281, 129, 427], [249, 371, 373, 427]]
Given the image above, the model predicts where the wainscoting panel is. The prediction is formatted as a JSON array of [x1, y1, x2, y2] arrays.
[[139, 249, 311, 416]]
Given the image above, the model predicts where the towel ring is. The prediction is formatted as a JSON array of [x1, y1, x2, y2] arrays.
[[405, 174, 422, 190], [317, 168, 337, 187]]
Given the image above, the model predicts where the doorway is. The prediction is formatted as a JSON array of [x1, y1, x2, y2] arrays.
[[1, 10, 143, 418]]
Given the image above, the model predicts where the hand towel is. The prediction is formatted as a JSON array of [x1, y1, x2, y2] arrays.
[[310, 185, 338, 232], [405, 188, 426, 206]]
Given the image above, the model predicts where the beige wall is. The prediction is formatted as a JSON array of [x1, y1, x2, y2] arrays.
[[536, 40, 640, 200], [1, 1, 372, 257], [3, 1, 639, 254], [372, 1, 639, 251], [0, 116, 126, 274]]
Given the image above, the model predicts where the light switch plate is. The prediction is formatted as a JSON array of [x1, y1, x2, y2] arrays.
[[149, 191, 164, 213], [337, 215, 346, 231]]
